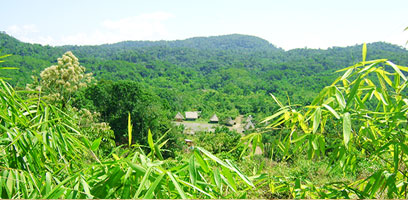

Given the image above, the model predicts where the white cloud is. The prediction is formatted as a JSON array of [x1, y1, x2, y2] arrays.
[[6, 24, 38, 35], [5, 24, 41, 43], [58, 12, 174, 45], [5, 12, 174, 46]]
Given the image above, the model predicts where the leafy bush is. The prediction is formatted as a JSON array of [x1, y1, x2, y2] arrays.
[[193, 127, 242, 159]]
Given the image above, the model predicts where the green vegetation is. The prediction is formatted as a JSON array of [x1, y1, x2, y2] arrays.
[[1, 32, 408, 121], [2, 32, 408, 198]]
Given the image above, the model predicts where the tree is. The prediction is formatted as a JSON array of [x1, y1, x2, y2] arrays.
[[73, 80, 171, 146], [28, 51, 93, 108]]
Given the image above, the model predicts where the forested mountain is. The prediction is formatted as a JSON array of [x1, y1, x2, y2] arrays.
[[1, 32, 407, 119], [4, 31, 408, 199]]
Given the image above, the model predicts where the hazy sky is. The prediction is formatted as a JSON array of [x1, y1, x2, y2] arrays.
[[1, 0, 407, 50]]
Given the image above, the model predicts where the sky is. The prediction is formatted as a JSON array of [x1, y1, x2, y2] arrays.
[[1, 0, 408, 50]]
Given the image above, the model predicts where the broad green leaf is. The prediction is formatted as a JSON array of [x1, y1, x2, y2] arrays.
[[346, 75, 362, 109], [45, 172, 52, 195], [6, 171, 14, 197], [128, 112, 132, 147], [394, 143, 399, 174], [167, 172, 187, 199], [125, 160, 146, 173], [0, 67, 18, 70], [154, 143, 164, 160], [261, 108, 288, 123], [134, 167, 152, 198], [343, 112, 352, 148], [189, 155, 197, 185], [213, 168, 222, 191], [148, 129, 154, 152], [196, 147, 230, 169], [220, 170, 237, 192], [194, 150, 209, 173], [387, 61, 407, 81], [91, 137, 102, 151], [322, 104, 340, 119], [80, 178, 92, 199], [341, 68, 354, 80], [44, 175, 76, 199], [396, 64, 408, 72], [178, 180, 214, 198], [290, 133, 309, 143], [270, 93, 284, 108], [226, 160, 254, 187], [335, 88, 346, 110], [143, 173, 165, 199], [312, 107, 321, 134]]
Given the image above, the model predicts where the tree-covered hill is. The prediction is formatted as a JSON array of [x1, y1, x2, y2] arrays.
[[1, 32, 407, 119]]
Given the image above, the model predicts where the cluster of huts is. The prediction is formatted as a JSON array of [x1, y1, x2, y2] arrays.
[[174, 111, 255, 131], [174, 111, 219, 123]]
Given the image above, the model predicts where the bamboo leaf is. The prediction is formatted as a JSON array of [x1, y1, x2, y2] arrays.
[[194, 150, 209, 173], [394, 143, 399, 174], [148, 129, 154, 152], [196, 147, 230, 169], [226, 159, 254, 187], [214, 168, 222, 191], [270, 93, 284, 108], [341, 68, 354, 80], [128, 112, 132, 147], [167, 172, 187, 199], [189, 155, 197, 185], [45, 172, 52, 195], [80, 178, 92, 199], [346, 75, 362, 109], [343, 112, 352, 148], [91, 137, 102, 151], [322, 104, 340, 119], [335, 88, 346, 110], [261, 108, 288, 123], [387, 61, 407, 81], [134, 167, 152, 198], [178, 180, 214, 198], [312, 107, 321, 134], [362, 43, 367, 63], [143, 173, 165, 199]]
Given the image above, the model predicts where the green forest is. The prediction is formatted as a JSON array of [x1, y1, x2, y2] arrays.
[[2, 32, 408, 198]]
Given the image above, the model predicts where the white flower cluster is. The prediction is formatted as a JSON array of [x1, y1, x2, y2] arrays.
[[37, 51, 94, 103]]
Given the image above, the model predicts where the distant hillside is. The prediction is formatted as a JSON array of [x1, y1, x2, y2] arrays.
[[97, 34, 281, 51], [0, 32, 407, 118]]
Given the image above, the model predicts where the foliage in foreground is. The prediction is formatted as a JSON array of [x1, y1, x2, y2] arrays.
[[243, 44, 408, 198], [0, 73, 255, 198]]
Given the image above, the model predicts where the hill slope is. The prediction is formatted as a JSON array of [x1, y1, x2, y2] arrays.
[[0, 32, 407, 118]]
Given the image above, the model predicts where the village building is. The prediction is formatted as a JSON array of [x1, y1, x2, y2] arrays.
[[209, 114, 219, 123], [185, 111, 198, 121], [245, 120, 255, 130], [225, 117, 235, 126], [174, 112, 184, 122], [246, 115, 253, 122]]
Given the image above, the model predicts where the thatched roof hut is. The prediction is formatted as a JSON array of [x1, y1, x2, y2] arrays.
[[245, 120, 255, 130], [225, 117, 235, 126], [185, 111, 198, 120], [246, 115, 253, 122], [209, 114, 219, 123], [174, 112, 184, 121]]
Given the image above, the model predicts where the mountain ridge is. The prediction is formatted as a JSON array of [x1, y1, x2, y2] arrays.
[[1, 32, 406, 52]]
